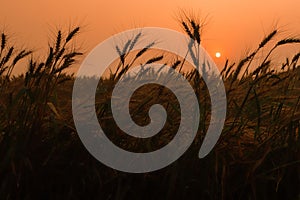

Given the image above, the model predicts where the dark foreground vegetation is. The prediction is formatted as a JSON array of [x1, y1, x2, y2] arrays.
[[0, 15, 300, 199]]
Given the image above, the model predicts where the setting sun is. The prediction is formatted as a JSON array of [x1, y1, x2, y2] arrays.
[[215, 52, 221, 58]]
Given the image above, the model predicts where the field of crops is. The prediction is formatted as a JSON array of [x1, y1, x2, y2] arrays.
[[0, 15, 299, 199]]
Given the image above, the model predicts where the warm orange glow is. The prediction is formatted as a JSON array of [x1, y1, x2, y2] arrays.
[[0, 0, 299, 74]]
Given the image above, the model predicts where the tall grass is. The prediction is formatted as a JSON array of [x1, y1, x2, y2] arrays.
[[0, 27, 82, 199], [0, 16, 299, 200]]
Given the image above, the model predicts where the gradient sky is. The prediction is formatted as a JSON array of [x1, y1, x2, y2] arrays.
[[1, 0, 300, 74]]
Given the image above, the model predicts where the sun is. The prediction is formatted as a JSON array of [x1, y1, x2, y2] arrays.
[[215, 52, 221, 58]]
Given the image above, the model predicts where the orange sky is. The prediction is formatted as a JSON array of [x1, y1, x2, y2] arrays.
[[1, 0, 300, 74]]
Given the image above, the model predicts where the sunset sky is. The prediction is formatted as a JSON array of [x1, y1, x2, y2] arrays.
[[1, 0, 299, 74]]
